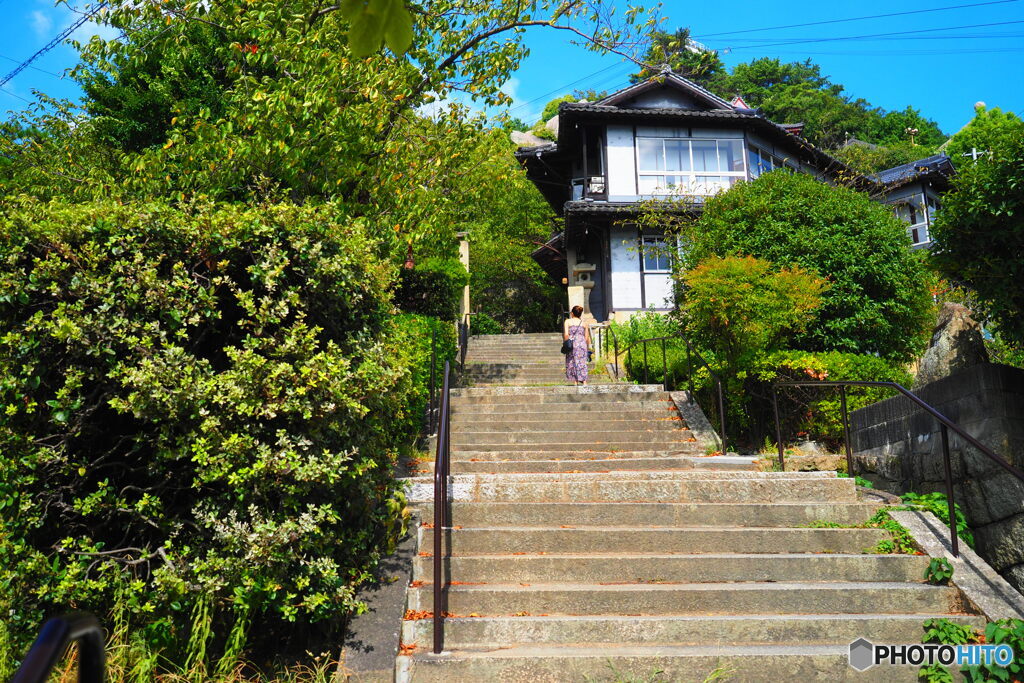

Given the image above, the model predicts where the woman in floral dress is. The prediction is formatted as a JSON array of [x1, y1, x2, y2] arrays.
[[563, 305, 591, 385]]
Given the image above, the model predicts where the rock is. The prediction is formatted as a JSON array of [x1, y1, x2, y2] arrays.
[[545, 114, 559, 137], [510, 130, 551, 147], [914, 303, 989, 389]]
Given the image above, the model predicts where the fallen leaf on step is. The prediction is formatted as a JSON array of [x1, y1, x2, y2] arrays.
[[399, 643, 417, 655], [409, 580, 425, 588], [404, 610, 432, 620], [560, 525, 575, 529], [512, 611, 531, 617]]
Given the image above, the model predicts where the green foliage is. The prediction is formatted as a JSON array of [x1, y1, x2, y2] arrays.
[[866, 508, 917, 554], [630, 28, 726, 90], [396, 258, 468, 321], [751, 350, 911, 444], [470, 312, 504, 336], [832, 140, 938, 175], [943, 104, 1024, 167], [931, 122, 1024, 346], [339, 0, 414, 57], [609, 310, 681, 349], [0, 199, 413, 664], [924, 557, 954, 585], [901, 492, 975, 549], [920, 617, 1024, 683], [836, 473, 875, 489], [867, 106, 946, 148], [681, 255, 827, 372], [541, 95, 576, 123], [684, 171, 934, 361]]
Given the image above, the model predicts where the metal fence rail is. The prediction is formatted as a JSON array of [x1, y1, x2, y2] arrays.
[[13, 612, 105, 683], [771, 379, 1024, 558]]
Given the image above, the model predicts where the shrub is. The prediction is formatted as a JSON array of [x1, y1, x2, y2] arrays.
[[608, 309, 680, 350], [0, 198, 413, 666], [395, 257, 468, 321], [681, 255, 827, 372], [470, 312, 503, 336], [682, 171, 934, 361], [748, 350, 912, 445]]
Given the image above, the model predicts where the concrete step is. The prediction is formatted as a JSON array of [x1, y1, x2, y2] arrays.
[[454, 430, 693, 445], [436, 502, 883, 527], [418, 526, 888, 554], [397, 644, 922, 682], [406, 473, 857, 503], [451, 441, 702, 453], [451, 403, 680, 418], [401, 613, 986, 649], [443, 456, 726, 474], [405, 581, 967, 616], [414, 553, 930, 584], [451, 419, 689, 434], [451, 385, 664, 400], [442, 451, 743, 464], [465, 380, 618, 387]]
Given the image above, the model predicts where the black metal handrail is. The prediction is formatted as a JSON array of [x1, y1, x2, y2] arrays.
[[457, 313, 476, 371], [607, 328, 727, 451], [13, 612, 105, 683], [432, 361, 453, 653], [771, 380, 1024, 558]]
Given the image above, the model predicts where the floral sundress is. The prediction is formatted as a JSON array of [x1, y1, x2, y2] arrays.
[[565, 322, 589, 383]]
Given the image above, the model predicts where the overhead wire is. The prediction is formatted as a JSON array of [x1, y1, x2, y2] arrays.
[[721, 19, 1024, 52], [0, 1, 108, 88], [694, 0, 1021, 39]]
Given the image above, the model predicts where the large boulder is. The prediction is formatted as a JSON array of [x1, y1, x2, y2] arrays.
[[914, 303, 989, 388], [510, 130, 551, 148]]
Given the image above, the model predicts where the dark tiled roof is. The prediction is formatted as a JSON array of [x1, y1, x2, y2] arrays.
[[874, 154, 955, 185], [596, 72, 734, 111], [564, 200, 699, 214], [560, 103, 752, 118]]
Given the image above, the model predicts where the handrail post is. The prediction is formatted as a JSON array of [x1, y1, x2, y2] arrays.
[[660, 338, 667, 390], [432, 361, 452, 654], [642, 342, 649, 385], [13, 612, 105, 683], [717, 379, 727, 453], [614, 336, 619, 380], [428, 327, 437, 434], [840, 385, 854, 478], [940, 424, 960, 558], [772, 386, 785, 471]]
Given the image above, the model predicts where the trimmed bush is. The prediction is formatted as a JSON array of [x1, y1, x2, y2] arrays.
[[0, 198, 414, 664]]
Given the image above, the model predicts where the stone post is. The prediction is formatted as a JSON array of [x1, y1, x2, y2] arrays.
[[457, 232, 470, 326]]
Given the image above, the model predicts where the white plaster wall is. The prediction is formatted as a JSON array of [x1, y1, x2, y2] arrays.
[[609, 227, 642, 309], [644, 273, 674, 309], [606, 125, 637, 200]]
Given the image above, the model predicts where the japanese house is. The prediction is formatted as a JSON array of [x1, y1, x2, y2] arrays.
[[518, 71, 952, 322]]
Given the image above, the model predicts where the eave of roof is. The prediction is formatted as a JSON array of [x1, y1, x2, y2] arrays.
[[596, 72, 734, 110]]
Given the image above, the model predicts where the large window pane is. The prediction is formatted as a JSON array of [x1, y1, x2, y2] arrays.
[[724, 140, 745, 173], [638, 138, 663, 171], [664, 139, 690, 172], [638, 175, 662, 193], [693, 176, 730, 194], [692, 140, 719, 172], [748, 148, 761, 178]]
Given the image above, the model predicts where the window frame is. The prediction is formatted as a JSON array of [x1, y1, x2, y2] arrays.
[[635, 132, 747, 196]]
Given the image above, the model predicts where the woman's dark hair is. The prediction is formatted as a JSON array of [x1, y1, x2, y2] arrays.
[[571, 305, 584, 318]]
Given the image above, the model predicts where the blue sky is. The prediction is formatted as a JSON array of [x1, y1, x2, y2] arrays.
[[1, 1, 1022, 137]]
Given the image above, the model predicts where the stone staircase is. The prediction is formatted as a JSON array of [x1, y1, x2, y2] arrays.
[[397, 333, 984, 681], [464, 332, 614, 386]]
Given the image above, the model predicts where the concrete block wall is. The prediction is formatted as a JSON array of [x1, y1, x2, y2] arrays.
[[850, 363, 1024, 592]]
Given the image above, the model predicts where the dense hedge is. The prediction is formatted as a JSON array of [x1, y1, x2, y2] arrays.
[[395, 257, 468, 321], [0, 199, 417, 663]]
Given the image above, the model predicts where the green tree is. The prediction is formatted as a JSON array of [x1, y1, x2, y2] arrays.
[[631, 28, 727, 91], [931, 121, 1024, 344], [541, 94, 576, 122], [943, 103, 1024, 167], [681, 255, 827, 373], [673, 171, 933, 360], [832, 140, 938, 175], [867, 105, 945, 148]]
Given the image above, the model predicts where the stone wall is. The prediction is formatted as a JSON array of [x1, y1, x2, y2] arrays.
[[850, 363, 1024, 592]]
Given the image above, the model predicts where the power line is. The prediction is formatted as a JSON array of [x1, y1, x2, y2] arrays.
[[722, 19, 1024, 51], [695, 0, 1021, 39], [0, 54, 64, 78], [0, 85, 34, 105], [0, 2, 108, 88], [723, 32, 1024, 43], [504, 61, 633, 116]]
